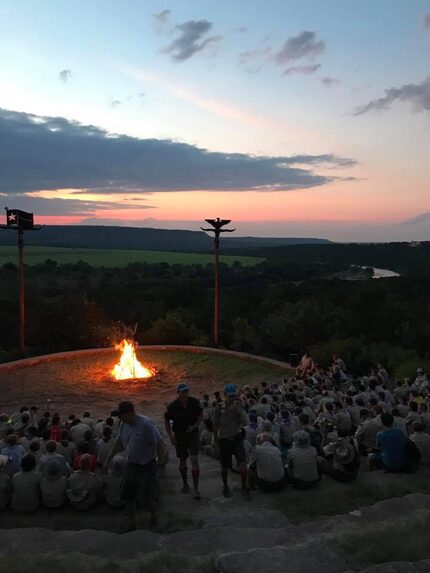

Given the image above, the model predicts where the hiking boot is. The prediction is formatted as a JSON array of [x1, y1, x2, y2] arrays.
[[180, 483, 191, 494], [223, 486, 232, 498], [242, 488, 251, 501], [192, 488, 201, 500]]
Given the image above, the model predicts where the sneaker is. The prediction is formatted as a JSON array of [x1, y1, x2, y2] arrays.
[[242, 488, 251, 501], [180, 483, 191, 494], [192, 488, 201, 500], [223, 486, 232, 498]]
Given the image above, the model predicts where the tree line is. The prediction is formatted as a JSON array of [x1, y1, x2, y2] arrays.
[[0, 254, 429, 378]]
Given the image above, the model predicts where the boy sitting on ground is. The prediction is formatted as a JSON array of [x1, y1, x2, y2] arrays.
[[101, 455, 125, 508], [11, 454, 41, 513], [1, 434, 26, 478], [67, 454, 103, 510], [318, 428, 360, 482], [0, 455, 12, 510], [286, 430, 320, 490], [39, 440, 70, 477], [57, 430, 77, 465], [96, 426, 115, 468], [73, 441, 97, 472], [248, 433, 286, 492], [40, 457, 67, 508], [369, 412, 407, 472]]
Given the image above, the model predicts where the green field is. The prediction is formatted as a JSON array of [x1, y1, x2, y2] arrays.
[[0, 246, 263, 267]]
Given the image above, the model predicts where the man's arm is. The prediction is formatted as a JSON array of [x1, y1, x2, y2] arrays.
[[164, 408, 175, 444], [213, 406, 220, 441], [103, 437, 124, 469]]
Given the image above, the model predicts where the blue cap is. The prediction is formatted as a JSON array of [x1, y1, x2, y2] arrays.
[[177, 383, 189, 393], [224, 383, 238, 397]]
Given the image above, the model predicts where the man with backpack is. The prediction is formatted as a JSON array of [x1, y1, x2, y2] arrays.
[[318, 428, 360, 482]]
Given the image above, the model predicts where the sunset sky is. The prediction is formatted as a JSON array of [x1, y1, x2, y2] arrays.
[[0, 0, 430, 241]]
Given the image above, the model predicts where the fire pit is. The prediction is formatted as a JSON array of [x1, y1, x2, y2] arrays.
[[111, 339, 156, 381]]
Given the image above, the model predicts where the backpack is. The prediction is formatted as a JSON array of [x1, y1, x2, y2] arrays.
[[402, 439, 421, 473]]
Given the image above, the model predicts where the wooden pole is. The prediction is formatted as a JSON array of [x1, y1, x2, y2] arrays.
[[18, 229, 25, 356], [214, 235, 219, 348]]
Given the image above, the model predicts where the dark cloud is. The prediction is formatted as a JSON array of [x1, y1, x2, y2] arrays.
[[162, 19, 222, 62], [422, 13, 430, 28], [353, 77, 430, 115], [240, 31, 325, 76], [283, 63, 321, 76], [403, 212, 430, 225], [59, 69, 72, 83], [0, 108, 355, 195], [3, 194, 153, 217], [110, 100, 121, 108], [153, 9, 171, 33], [321, 76, 340, 88], [274, 31, 325, 65]]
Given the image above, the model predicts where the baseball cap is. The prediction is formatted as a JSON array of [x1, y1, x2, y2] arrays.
[[417, 368, 424, 373], [177, 383, 189, 393], [224, 383, 238, 397]]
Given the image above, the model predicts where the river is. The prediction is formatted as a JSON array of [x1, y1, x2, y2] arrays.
[[364, 267, 400, 279]]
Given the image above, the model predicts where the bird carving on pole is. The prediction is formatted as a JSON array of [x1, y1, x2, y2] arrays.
[[201, 218, 235, 347]]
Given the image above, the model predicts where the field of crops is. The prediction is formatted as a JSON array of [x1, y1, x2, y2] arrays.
[[0, 246, 263, 267]]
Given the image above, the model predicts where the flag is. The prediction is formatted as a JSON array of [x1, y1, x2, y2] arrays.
[[6, 209, 34, 230]]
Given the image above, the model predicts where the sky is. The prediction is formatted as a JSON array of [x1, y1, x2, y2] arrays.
[[0, 0, 430, 241]]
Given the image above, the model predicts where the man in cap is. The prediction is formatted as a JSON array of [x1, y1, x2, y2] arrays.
[[105, 401, 161, 531], [213, 383, 250, 499], [164, 382, 203, 500]]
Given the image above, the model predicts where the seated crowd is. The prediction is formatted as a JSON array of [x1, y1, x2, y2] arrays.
[[1, 354, 430, 512], [0, 409, 129, 512], [198, 355, 429, 492]]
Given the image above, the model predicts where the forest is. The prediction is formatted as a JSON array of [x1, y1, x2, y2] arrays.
[[1, 241, 430, 378]]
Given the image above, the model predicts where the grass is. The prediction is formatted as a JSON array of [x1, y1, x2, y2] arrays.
[[0, 246, 263, 267], [142, 350, 292, 384], [330, 510, 430, 568]]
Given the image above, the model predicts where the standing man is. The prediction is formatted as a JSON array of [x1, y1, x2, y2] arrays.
[[106, 401, 161, 531], [213, 384, 250, 499], [164, 383, 203, 500]]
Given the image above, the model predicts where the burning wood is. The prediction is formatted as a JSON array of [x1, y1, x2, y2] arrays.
[[111, 339, 155, 380]]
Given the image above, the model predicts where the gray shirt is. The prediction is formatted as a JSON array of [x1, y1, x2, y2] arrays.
[[11, 471, 41, 512], [213, 402, 248, 439], [118, 415, 161, 466]]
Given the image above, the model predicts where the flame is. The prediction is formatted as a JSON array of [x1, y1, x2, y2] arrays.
[[111, 339, 155, 380]]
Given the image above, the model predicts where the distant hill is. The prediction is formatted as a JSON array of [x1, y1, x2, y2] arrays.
[[223, 236, 331, 248], [0, 225, 330, 252]]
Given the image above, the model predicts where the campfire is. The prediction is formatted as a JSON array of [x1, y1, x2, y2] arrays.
[[111, 339, 155, 380]]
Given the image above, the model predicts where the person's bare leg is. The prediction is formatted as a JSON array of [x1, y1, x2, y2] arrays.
[[179, 458, 190, 493], [190, 455, 201, 499]]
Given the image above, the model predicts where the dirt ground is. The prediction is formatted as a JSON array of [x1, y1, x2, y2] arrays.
[[0, 348, 290, 423]]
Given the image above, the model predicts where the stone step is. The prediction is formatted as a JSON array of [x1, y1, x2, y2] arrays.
[[215, 542, 348, 573], [0, 524, 304, 559], [358, 560, 430, 572]]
